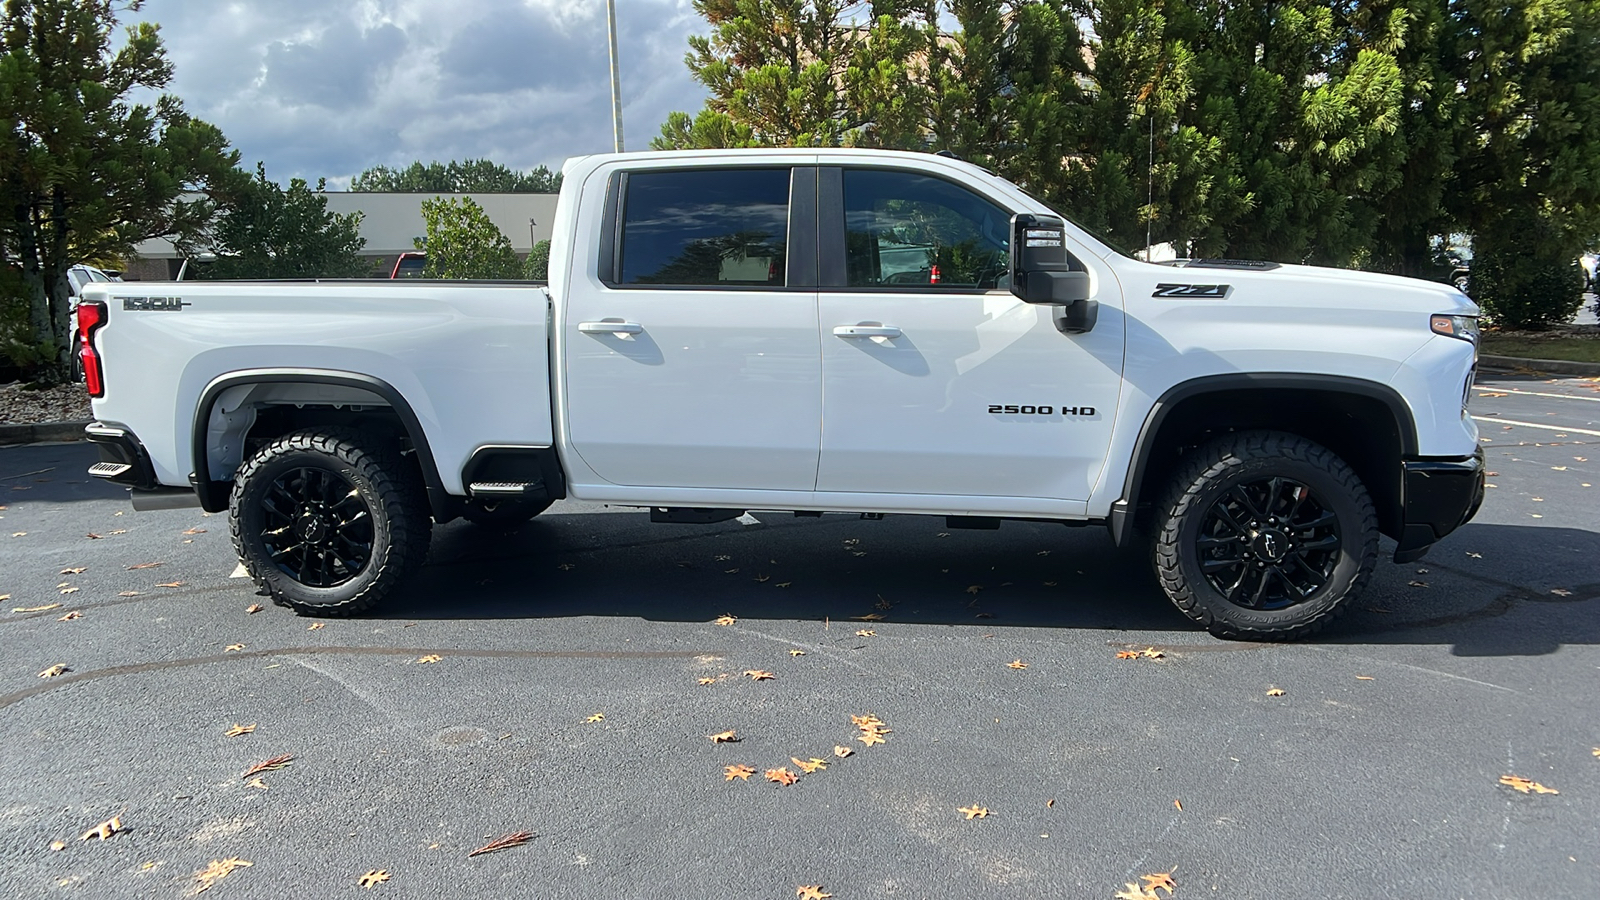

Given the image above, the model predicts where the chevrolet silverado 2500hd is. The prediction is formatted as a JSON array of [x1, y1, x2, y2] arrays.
[[78, 148, 1484, 639]]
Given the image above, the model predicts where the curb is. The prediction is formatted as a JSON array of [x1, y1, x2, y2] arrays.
[[0, 420, 90, 447], [1478, 354, 1600, 378]]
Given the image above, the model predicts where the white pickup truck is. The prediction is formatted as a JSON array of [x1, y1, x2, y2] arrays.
[[78, 148, 1484, 640]]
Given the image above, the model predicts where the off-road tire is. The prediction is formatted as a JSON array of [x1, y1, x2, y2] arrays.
[[230, 428, 431, 616], [463, 497, 553, 528], [1152, 431, 1378, 641]]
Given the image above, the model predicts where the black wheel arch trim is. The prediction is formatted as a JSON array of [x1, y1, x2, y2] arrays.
[[189, 369, 458, 521], [1108, 373, 1419, 547]]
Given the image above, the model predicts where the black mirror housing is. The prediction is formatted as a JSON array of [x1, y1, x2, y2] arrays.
[[1009, 214, 1092, 306]]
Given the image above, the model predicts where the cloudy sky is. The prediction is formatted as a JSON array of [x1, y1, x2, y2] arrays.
[[126, 0, 713, 188]]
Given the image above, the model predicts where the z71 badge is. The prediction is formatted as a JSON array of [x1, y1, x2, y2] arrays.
[[119, 296, 190, 311], [1152, 283, 1229, 298]]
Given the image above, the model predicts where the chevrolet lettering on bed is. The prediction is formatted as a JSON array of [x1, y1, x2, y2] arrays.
[[75, 147, 1483, 641]]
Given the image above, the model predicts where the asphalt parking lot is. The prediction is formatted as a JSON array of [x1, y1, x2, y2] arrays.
[[2, 374, 1597, 899]]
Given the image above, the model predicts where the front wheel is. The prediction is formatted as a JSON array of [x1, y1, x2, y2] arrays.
[[1152, 431, 1378, 640], [230, 428, 431, 616]]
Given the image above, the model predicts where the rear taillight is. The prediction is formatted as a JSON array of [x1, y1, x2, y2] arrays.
[[77, 300, 107, 398]]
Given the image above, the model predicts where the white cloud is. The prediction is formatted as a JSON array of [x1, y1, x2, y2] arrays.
[[126, 0, 711, 187]]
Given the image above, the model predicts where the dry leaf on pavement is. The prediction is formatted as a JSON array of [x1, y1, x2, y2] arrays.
[[788, 648, 805, 656], [468, 831, 536, 857], [957, 805, 989, 819], [1141, 871, 1177, 895], [697, 677, 717, 685], [1500, 774, 1558, 794], [1114, 883, 1160, 900], [127, 562, 163, 570], [796, 887, 833, 900], [241, 754, 294, 778], [774, 581, 792, 588], [855, 629, 876, 637], [709, 730, 739, 743], [713, 614, 737, 626], [15, 603, 61, 613], [1007, 660, 1028, 669], [156, 581, 185, 588], [793, 757, 827, 774], [58, 610, 82, 621], [246, 604, 263, 614], [724, 764, 756, 782], [79, 816, 122, 841], [225, 644, 245, 652], [49, 840, 65, 851], [358, 870, 390, 888], [245, 778, 268, 790], [833, 745, 854, 758], [183, 527, 207, 535], [1266, 688, 1285, 697], [417, 654, 442, 663], [193, 857, 252, 893], [850, 613, 886, 621], [38, 664, 69, 678], [743, 669, 775, 681], [224, 723, 257, 737], [765, 767, 799, 786], [858, 731, 886, 747], [307, 622, 324, 630], [585, 713, 605, 723], [59, 567, 86, 575]]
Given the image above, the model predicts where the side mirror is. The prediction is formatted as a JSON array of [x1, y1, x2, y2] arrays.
[[1009, 213, 1096, 333]]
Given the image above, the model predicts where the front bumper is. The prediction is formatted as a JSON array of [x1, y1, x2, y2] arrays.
[[1392, 448, 1485, 562]]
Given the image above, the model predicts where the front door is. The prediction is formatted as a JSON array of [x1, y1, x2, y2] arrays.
[[815, 167, 1124, 502], [563, 166, 822, 491]]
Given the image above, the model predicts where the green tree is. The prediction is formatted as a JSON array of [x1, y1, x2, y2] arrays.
[[417, 196, 521, 279], [0, 0, 240, 380], [1444, 0, 1600, 328], [198, 163, 367, 280], [352, 159, 561, 193], [523, 239, 551, 280]]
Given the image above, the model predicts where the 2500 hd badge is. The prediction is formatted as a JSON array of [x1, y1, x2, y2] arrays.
[[987, 404, 1097, 416]]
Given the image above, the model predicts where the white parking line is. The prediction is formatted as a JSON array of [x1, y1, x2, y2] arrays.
[[1472, 416, 1600, 438], [1478, 388, 1600, 403]]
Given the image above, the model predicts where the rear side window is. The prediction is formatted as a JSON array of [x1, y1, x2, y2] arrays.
[[619, 169, 790, 286], [842, 169, 1010, 290]]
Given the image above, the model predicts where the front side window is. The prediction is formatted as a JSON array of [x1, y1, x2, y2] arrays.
[[843, 169, 1011, 290], [619, 168, 790, 286]]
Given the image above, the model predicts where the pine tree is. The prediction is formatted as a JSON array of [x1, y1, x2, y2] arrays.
[[199, 163, 368, 280]]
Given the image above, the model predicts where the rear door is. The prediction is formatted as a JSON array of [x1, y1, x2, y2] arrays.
[[562, 165, 823, 491], [815, 166, 1124, 502]]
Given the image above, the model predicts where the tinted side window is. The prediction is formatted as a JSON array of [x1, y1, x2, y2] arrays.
[[843, 169, 1010, 290], [619, 169, 790, 286]]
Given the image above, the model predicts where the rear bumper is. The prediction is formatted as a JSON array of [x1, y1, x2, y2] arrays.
[[1393, 448, 1485, 561], [85, 421, 201, 509]]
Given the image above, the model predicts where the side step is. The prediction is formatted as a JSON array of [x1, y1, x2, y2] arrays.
[[89, 461, 133, 479], [468, 481, 542, 496]]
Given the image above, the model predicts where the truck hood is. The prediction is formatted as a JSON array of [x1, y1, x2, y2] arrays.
[[1142, 260, 1479, 316]]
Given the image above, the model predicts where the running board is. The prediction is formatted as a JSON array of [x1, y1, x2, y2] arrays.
[[469, 481, 542, 496], [89, 461, 133, 479]]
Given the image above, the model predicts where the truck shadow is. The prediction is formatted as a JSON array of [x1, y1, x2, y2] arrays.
[[391, 511, 1600, 658]]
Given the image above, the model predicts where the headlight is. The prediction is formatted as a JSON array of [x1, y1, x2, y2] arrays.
[[1431, 314, 1479, 344]]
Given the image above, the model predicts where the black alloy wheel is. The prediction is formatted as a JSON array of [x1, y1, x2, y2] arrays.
[[258, 466, 374, 587], [1194, 477, 1341, 611]]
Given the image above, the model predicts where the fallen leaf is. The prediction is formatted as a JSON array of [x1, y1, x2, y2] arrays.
[[1114, 883, 1159, 900], [557, 563, 575, 570], [855, 629, 876, 637], [109, 529, 126, 535], [1266, 688, 1286, 697], [417, 654, 442, 664], [788, 648, 806, 656], [1036, 549, 1052, 556], [585, 713, 605, 723], [1551, 588, 1573, 597], [1140, 647, 1166, 659], [743, 670, 775, 681], [858, 731, 886, 747], [1141, 871, 1178, 895], [793, 757, 828, 774], [59, 587, 78, 595], [1466, 552, 1482, 559], [850, 613, 886, 621], [14, 603, 61, 613], [307, 622, 325, 630], [724, 568, 740, 574], [1355, 675, 1374, 681], [81, 533, 96, 539], [49, 840, 65, 851], [1046, 798, 1055, 808], [1116, 650, 1140, 659], [193, 857, 252, 893], [241, 754, 294, 778], [833, 745, 854, 758], [1500, 774, 1558, 794], [127, 562, 163, 570], [1173, 799, 1182, 811], [709, 730, 739, 743], [183, 527, 207, 535], [468, 831, 536, 857], [713, 614, 737, 626], [774, 582, 792, 588], [957, 805, 989, 819], [697, 677, 717, 685], [936, 532, 950, 537], [246, 604, 263, 614], [765, 767, 798, 786], [1553, 466, 1568, 471], [60, 567, 86, 575], [975, 612, 994, 619], [359, 870, 390, 888], [38, 664, 69, 678], [118, 591, 140, 597], [875, 595, 893, 610], [1007, 660, 1028, 670], [754, 575, 771, 583], [965, 585, 982, 595], [796, 886, 833, 900], [724, 764, 756, 781], [79, 816, 122, 841], [156, 582, 185, 588], [245, 778, 268, 790], [58, 610, 82, 621], [225, 723, 257, 737], [225, 644, 245, 652], [1407, 580, 1428, 588]]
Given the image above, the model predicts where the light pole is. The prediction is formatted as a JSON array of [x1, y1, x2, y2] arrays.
[[605, 0, 624, 152]]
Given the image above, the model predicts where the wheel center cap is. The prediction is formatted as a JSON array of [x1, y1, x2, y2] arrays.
[[296, 514, 330, 544], [1252, 529, 1289, 562]]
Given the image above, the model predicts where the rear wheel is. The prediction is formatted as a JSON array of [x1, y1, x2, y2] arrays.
[[230, 428, 431, 616], [1152, 431, 1378, 640]]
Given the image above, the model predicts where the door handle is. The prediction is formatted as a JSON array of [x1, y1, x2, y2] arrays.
[[833, 324, 902, 338], [578, 320, 644, 335]]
